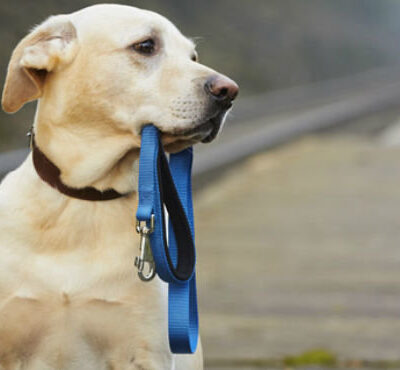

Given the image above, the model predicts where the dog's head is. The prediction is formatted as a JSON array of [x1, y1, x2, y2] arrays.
[[2, 4, 238, 151], [1, 4, 238, 192]]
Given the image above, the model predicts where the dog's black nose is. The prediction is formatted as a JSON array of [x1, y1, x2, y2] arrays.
[[205, 75, 239, 105]]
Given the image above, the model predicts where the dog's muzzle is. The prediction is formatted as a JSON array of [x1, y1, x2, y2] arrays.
[[204, 75, 239, 107], [199, 75, 239, 142]]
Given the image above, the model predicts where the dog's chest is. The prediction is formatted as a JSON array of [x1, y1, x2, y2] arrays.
[[0, 190, 174, 369], [0, 283, 173, 369], [0, 243, 173, 369]]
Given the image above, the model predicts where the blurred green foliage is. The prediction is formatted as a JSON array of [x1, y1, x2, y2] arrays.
[[284, 348, 337, 367], [1, 0, 400, 149]]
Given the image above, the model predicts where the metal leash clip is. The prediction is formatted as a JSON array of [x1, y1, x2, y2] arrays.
[[135, 214, 156, 282]]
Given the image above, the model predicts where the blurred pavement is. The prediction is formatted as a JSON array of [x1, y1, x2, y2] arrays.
[[194, 120, 400, 369]]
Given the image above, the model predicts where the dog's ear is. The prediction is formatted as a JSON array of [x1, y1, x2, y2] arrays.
[[2, 16, 78, 113]]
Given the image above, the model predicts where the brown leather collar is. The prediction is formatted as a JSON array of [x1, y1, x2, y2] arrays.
[[31, 134, 127, 201]]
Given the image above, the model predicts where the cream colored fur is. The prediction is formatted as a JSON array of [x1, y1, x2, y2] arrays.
[[0, 4, 237, 369]]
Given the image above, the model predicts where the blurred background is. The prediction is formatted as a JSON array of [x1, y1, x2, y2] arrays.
[[2, 1, 400, 369]]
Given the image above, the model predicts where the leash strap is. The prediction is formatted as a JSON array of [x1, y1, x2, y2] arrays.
[[136, 125, 199, 354]]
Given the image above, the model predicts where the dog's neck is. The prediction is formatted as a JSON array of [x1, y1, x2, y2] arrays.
[[1, 153, 139, 255], [33, 114, 141, 196], [0, 118, 141, 254], [31, 133, 128, 201]]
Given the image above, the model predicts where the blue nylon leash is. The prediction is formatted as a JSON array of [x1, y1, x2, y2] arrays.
[[135, 125, 199, 354]]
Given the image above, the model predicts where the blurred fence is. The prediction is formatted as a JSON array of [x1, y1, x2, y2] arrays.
[[194, 66, 400, 176], [1, 66, 400, 180]]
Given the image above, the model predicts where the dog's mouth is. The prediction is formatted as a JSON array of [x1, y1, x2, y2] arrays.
[[200, 110, 228, 143], [165, 109, 228, 144], [158, 104, 232, 153]]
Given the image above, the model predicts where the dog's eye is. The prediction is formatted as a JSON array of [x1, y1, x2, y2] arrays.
[[131, 39, 156, 55]]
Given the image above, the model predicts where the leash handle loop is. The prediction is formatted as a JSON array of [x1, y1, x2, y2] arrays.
[[136, 125, 199, 354]]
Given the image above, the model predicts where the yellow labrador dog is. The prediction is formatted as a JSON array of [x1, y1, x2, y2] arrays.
[[0, 3, 238, 370]]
